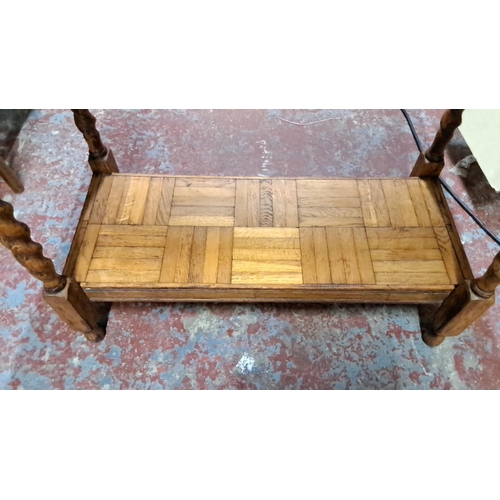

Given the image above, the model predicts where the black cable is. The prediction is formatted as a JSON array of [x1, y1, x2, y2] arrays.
[[400, 109, 424, 154], [400, 109, 500, 247], [438, 178, 500, 246]]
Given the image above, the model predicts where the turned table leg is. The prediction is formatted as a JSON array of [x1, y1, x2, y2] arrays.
[[71, 109, 119, 174], [0, 199, 107, 342], [410, 109, 464, 177], [423, 251, 500, 347]]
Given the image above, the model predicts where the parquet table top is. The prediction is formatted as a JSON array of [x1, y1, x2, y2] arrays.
[[67, 174, 472, 303]]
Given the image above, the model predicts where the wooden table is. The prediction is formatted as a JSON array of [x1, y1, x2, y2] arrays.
[[69, 174, 466, 306], [1, 110, 499, 348]]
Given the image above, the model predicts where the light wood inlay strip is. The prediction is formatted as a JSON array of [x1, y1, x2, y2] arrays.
[[273, 179, 299, 227], [74, 224, 100, 282], [247, 180, 260, 227], [260, 179, 274, 227], [102, 175, 128, 225], [89, 175, 113, 224], [407, 180, 432, 227], [174, 227, 194, 283], [381, 180, 405, 228], [300, 228, 317, 284], [312, 227, 331, 284], [142, 177, 163, 225], [128, 177, 151, 225], [218, 227, 233, 284], [339, 228, 362, 284], [203, 227, 221, 284], [156, 178, 175, 226], [420, 179, 446, 227], [234, 179, 248, 227], [433, 226, 461, 284], [326, 227, 346, 284], [352, 228, 375, 284], [116, 176, 140, 224], [189, 227, 207, 283], [394, 180, 419, 227]]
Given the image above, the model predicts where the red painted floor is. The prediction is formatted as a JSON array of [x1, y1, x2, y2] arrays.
[[1, 109, 499, 389]]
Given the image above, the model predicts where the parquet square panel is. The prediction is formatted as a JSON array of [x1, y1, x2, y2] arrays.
[[170, 178, 235, 226], [232, 228, 302, 284], [297, 179, 364, 227]]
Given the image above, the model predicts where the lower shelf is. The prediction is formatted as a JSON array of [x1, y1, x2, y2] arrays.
[[65, 173, 473, 303]]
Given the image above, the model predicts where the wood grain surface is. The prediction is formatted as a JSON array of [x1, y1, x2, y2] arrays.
[[69, 174, 467, 301]]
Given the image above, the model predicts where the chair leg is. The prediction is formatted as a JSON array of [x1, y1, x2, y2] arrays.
[[0, 157, 24, 193], [44, 278, 108, 342], [71, 110, 119, 174], [0, 199, 107, 342], [410, 109, 464, 177]]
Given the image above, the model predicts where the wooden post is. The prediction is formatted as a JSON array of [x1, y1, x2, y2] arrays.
[[71, 109, 119, 175], [423, 251, 500, 347], [0, 157, 24, 193], [43, 278, 108, 343], [410, 109, 464, 177], [0, 199, 107, 342]]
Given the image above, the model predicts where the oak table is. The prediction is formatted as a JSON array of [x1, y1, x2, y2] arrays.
[[1, 110, 499, 347]]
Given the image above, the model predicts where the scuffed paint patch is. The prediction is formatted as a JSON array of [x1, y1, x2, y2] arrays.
[[0, 371, 13, 389], [235, 354, 255, 374], [0, 281, 36, 310], [12, 372, 54, 390], [49, 113, 70, 124]]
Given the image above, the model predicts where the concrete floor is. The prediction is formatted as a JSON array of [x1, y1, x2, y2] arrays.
[[1, 109, 499, 389]]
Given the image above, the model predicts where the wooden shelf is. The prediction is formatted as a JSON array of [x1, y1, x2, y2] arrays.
[[66, 174, 472, 303]]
